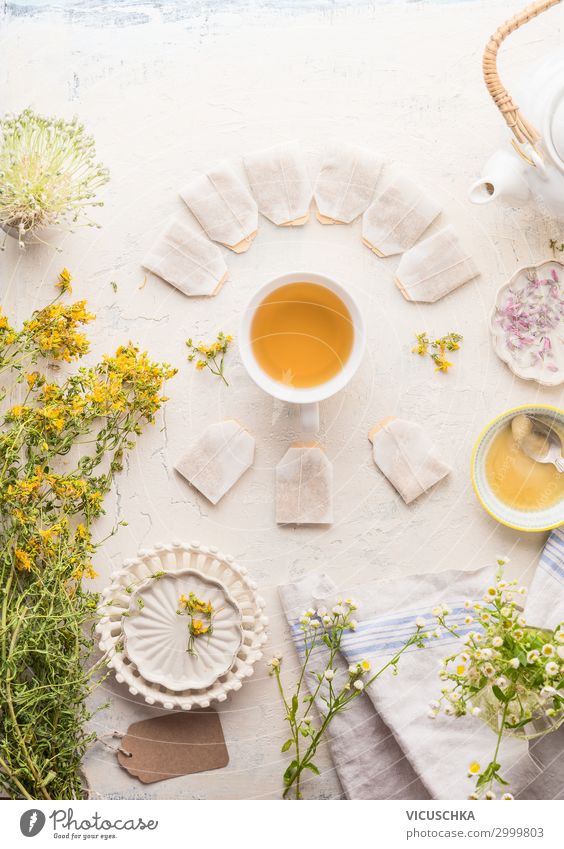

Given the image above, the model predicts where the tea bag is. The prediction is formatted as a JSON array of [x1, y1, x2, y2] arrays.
[[243, 141, 312, 226], [314, 143, 384, 224], [175, 420, 255, 504], [394, 225, 479, 303], [142, 217, 228, 297], [180, 162, 258, 253], [368, 417, 450, 504], [362, 173, 441, 257], [276, 443, 333, 524], [117, 711, 228, 784]]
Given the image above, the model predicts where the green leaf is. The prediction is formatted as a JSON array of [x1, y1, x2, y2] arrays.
[[304, 763, 320, 775], [281, 739, 293, 753], [291, 694, 299, 716], [283, 759, 298, 784], [492, 685, 508, 703]]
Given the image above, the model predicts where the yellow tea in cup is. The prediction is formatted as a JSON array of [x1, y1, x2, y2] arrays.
[[250, 282, 354, 388]]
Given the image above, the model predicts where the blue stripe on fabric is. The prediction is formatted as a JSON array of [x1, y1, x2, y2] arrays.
[[540, 529, 564, 584]]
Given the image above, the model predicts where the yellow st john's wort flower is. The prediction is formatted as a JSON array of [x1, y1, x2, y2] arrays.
[[14, 549, 33, 571]]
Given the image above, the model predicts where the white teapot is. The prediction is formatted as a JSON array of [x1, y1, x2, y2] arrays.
[[469, 0, 564, 218]]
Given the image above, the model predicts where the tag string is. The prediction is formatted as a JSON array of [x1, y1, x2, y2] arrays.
[[97, 731, 133, 758]]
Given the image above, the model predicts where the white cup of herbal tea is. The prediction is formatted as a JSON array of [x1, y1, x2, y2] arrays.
[[239, 271, 366, 433]]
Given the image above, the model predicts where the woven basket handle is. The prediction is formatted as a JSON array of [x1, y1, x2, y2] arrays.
[[483, 0, 561, 154]]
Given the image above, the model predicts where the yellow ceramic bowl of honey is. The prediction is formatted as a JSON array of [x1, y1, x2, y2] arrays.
[[471, 404, 564, 532]]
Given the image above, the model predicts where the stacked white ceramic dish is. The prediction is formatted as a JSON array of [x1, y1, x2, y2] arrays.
[[96, 541, 268, 709]]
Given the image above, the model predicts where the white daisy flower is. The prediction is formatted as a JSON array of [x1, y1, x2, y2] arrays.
[[509, 658, 520, 669], [545, 661, 558, 676], [324, 669, 335, 681], [492, 636, 503, 648], [415, 617, 426, 628], [502, 793, 514, 800], [353, 680, 364, 691], [542, 644, 555, 657], [557, 646, 564, 660], [527, 650, 540, 663]]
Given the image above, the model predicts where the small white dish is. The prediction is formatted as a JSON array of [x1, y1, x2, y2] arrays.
[[123, 568, 242, 691], [471, 404, 564, 532], [490, 259, 564, 387]]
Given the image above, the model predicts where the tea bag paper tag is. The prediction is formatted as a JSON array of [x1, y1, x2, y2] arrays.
[[117, 711, 228, 784]]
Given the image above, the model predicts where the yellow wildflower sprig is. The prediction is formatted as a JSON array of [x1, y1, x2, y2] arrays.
[[0, 276, 176, 800], [186, 331, 233, 386], [177, 591, 214, 655], [412, 331, 463, 374]]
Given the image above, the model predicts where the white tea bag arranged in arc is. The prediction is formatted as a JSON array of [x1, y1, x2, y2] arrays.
[[368, 416, 451, 504], [314, 142, 385, 224], [362, 172, 441, 257], [276, 443, 333, 524], [394, 224, 480, 303], [180, 162, 258, 253], [243, 141, 312, 226], [175, 420, 255, 505], [142, 217, 228, 297]]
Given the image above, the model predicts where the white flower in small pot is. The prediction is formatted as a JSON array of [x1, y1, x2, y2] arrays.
[[431, 565, 564, 800], [0, 108, 109, 248]]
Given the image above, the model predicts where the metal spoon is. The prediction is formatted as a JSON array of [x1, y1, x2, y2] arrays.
[[521, 416, 564, 472]]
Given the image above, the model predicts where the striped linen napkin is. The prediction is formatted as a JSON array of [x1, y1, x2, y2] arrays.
[[278, 529, 564, 799]]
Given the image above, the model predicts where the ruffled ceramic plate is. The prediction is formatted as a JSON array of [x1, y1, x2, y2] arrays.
[[123, 568, 242, 691], [490, 259, 564, 387], [97, 542, 267, 710]]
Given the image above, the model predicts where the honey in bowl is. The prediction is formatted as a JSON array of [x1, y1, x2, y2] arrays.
[[485, 416, 564, 512], [250, 282, 354, 388]]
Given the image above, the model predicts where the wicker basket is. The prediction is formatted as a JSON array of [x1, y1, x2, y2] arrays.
[[483, 0, 562, 162]]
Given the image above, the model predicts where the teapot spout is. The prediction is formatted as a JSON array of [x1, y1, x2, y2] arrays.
[[468, 150, 531, 205]]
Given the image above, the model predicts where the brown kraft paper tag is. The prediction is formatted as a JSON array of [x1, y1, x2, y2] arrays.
[[117, 710, 228, 784]]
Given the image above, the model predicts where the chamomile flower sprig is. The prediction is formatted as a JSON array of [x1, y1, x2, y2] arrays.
[[269, 600, 428, 799], [428, 558, 564, 800]]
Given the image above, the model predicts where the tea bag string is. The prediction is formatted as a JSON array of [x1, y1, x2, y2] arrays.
[[207, 172, 248, 239], [376, 197, 421, 244], [190, 422, 247, 484], [97, 731, 132, 759], [161, 237, 224, 283], [279, 153, 296, 221], [403, 254, 473, 288], [335, 154, 360, 220]]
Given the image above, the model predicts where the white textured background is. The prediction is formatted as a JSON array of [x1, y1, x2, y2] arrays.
[[0, 0, 563, 799]]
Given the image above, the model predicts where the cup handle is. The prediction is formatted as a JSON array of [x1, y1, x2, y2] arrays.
[[299, 402, 320, 434]]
